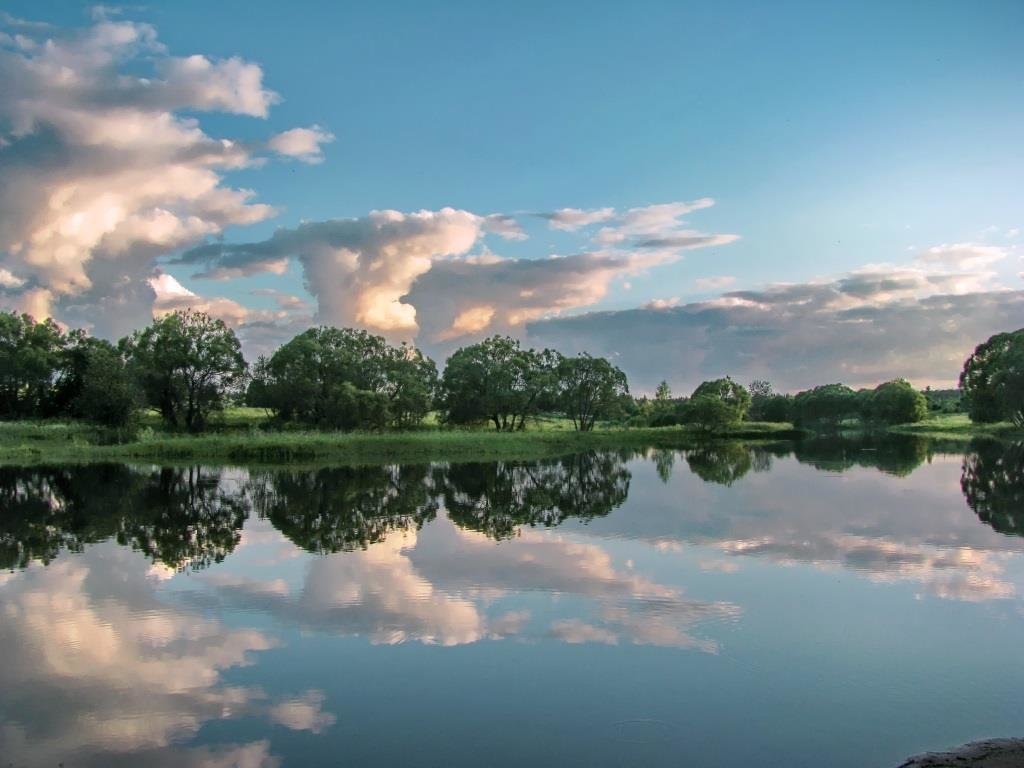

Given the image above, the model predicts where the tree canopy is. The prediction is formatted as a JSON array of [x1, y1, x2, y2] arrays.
[[960, 329, 1024, 424]]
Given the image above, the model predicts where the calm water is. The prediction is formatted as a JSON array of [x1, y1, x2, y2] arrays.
[[1, 437, 1023, 767]]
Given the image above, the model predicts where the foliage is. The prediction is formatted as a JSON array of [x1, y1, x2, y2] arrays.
[[792, 383, 858, 428], [440, 335, 560, 430], [556, 353, 629, 431], [747, 380, 793, 423], [0, 312, 67, 418], [692, 377, 751, 419], [680, 394, 741, 432], [74, 344, 139, 428], [122, 310, 246, 432], [251, 326, 436, 430], [959, 329, 1024, 424], [862, 379, 928, 425]]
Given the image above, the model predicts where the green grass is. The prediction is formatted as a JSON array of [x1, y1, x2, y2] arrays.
[[0, 414, 803, 466], [887, 412, 1024, 441]]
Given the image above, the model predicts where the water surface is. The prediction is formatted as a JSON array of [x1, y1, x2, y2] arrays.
[[1, 437, 1023, 767]]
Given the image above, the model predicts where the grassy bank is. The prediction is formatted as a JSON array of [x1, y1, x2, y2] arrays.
[[886, 412, 1024, 441], [0, 416, 802, 466]]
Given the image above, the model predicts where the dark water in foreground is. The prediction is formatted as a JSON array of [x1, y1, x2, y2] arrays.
[[1, 437, 1023, 767]]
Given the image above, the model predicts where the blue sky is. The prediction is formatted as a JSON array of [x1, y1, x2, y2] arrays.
[[1, 1, 1022, 389]]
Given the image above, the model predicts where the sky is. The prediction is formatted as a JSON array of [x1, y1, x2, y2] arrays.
[[0, 0, 1021, 392]]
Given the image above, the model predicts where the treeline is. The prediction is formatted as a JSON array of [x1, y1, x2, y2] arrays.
[[0, 309, 1018, 433], [0, 310, 630, 433]]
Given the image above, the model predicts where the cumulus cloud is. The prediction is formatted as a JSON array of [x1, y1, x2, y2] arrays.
[[0, 14, 319, 335], [406, 251, 632, 344], [267, 125, 334, 164], [527, 264, 1024, 392], [179, 208, 486, 338], [915, 242, 1009, 271]]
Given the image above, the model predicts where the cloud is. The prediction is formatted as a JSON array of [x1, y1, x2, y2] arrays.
[[537, 207, 615, 231], [915, 242, 1009, 271], [526, 264, 1024, 392], [180, 208, 487, 338], [267, 125, 334, 164], [0, 14, 322, 335], [593, 199, 719, 245], [694, 275, 736, 291], [407, 251, 632, 345]]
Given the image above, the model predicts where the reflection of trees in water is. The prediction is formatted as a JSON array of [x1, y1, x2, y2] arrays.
[[650, 444, 780, 486], [961, 441, 1024, 537], [249, 464, 438, 553], [0, 465, 247, 571], [439, 451, 631, 540], [793, 434, 931, 476]]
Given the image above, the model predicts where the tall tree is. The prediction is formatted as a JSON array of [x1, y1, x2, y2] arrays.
[[122, 310, 246, 431], [960, 329, 1024, 424], [440, 336, 560, 431], [557, 353, 629, 431], [0, 312, 66, 418]]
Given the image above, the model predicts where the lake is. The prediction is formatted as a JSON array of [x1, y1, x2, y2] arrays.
[[1, 436, 1022, 767]]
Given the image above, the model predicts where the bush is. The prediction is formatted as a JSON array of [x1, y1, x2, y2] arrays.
[[862, 379, 928, 425], [792, 383, 858, 428], [680, 395, 741, 432]]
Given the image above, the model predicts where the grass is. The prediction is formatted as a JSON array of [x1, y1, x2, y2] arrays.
[[887, 412, 1024, 441], [0, 412, 802, 466]]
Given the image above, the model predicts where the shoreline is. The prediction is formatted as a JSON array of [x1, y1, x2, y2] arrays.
[[0, 412, 1018, 466]]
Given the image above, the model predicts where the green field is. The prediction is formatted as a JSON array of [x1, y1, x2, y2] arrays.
[[0, 411, 801, 466], [1, 410, 1017, 466]]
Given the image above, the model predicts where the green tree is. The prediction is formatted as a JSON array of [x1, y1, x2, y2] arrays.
[[862, 379, 928, 425], [557, 353, 629, 431], [253, 326, 436, 429], [960, 329, 1024, 424], [74, 344, 139, 428], [440, 336, 560, 430], [122, 310, 246, 432], [791, 383, 859, 428], [0, 312, 66, 418], [692, 377, 751, 419], [747, 380, 793, 423], [680, 394, 740, 432]]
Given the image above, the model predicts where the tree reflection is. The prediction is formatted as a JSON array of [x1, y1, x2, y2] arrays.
[[0, 465, 247, 571], [793, 434, 931, 476], [249, 464, 438, 553], [439, 451, 631, 539], [961, 441, 1024, 537]]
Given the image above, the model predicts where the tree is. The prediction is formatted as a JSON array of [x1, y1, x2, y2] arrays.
[[692, 377, 751, 419], [862, 379, 928, 425], [747, 380, 793, 423], [791, 383, 858, 428], [0, 312, 66, 418], [557, 353, 629, 431], [253, 326, 436, 429], [122, 310, 246, 432], [960, 329, 1024, 424], [655, 381, 672, 401], [440, 336, 560, 431], [680, 394, 741, 432], [74, 344, 139, 428]]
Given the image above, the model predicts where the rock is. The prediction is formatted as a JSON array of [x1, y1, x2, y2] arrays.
[[897, 738, 1024, 767]]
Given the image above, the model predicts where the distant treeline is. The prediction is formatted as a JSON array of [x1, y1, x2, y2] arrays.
[[0, 309, 1019, 433]]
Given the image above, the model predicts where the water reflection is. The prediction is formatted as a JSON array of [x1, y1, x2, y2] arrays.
[[1, 436, 1023, 767], [0, 465, 247, 571], [962, 441, 1024, 537], [439, 452, 631, 538], [249, 464, 438, 553]]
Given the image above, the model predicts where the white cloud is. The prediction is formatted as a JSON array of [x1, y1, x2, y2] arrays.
[[267, 125, 334, 164], [0, 14, 323, 335], [915, 242, 1008, 271]]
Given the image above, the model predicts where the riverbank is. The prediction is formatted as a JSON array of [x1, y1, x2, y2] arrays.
[[0, 418, 802, 466], [886, 412, 1024, 441]]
